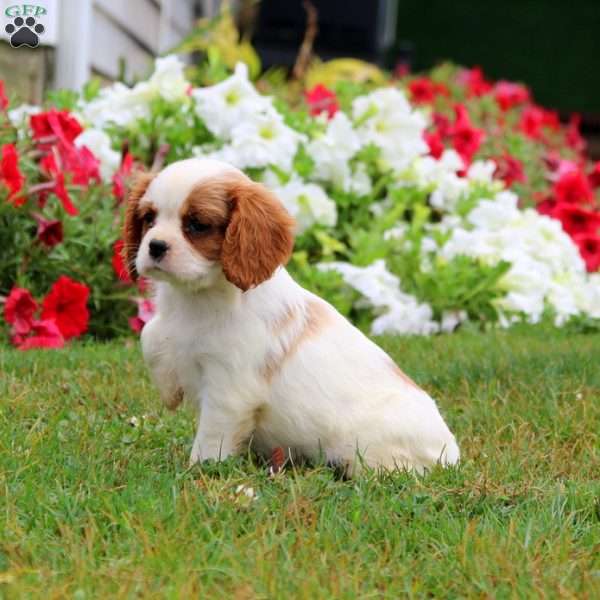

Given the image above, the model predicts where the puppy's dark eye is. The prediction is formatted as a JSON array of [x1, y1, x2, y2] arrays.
[[142, 211, 156, 227], [185, 216, 211, 235]]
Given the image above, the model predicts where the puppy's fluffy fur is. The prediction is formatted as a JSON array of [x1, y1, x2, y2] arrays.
[[124, 158, 459, 474]]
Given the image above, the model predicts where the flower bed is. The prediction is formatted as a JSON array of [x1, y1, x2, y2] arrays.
[[1, 57, 599, 348]]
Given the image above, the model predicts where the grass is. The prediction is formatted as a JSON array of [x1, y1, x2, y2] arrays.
[[0, 325, 599, 598]]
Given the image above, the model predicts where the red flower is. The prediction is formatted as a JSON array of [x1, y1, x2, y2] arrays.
[[408, 78, 448, 104], [1, 143, 25, 206], [494, 81, 530, 111], [0, 80, 8, 111], [305, 84, 339, 119], [112, 153, 133, 202], [432, 112, 453, 138], [33, 213, 63, 247], [553, 169, 593, 205], [423, 131, 444, 159], [60, 142, 101, 186], [589, 162, 600, 189], [566, 114, 586, 154], [520, 105, 559, 139], [30, 109, 83, 145], [112, 239, 132, 283], [457, 66, 492, 97], [41, 275, 90, 340], [15, 319, 65, 351], [4, 287, 37, 336], [452, 104, 485, 166], [494, 153, 526, 187], [573, 233, 600, 272], [552, 204, 600, 237], [40, 153, 79, 216], [129, 298, 155, 333]]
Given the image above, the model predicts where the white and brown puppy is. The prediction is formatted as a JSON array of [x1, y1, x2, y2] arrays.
[[124, 158, 459, 474]]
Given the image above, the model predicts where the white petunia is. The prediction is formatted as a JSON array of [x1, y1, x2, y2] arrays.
[[352, 88, 428, 173], [148, 55, 189, 102], [7, 103, 40, 128], [215, 111, 305, 172], [192, 62, 273, 139], [74, 129, 121, 181], [318, 260, 438, 336], [269, 179, 336, 234]]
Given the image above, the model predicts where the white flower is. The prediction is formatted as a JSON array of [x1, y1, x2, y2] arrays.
[[269, 179, 336, 234], [148, 55, 189, 101], [352, 88, 428, 172], [307, 112, 362, 190], [440, 310, 468, 333], [7, 103, 40, 128], [192, 62, 273, 139], [318, 260, 438, 336], [216, 111, 305, 172], [74, 129, 120, 181], [466, 160, 497, 184]]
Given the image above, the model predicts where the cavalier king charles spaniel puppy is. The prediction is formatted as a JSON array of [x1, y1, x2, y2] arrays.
[[124, 158, 459, 475]]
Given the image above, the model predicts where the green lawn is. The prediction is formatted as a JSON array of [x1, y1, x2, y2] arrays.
[[1, 326, 599, 598]]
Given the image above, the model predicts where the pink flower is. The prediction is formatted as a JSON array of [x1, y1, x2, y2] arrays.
[[15, 319, 65, 350], [129, 298, 155, 333], [494, 81, 530, 111], [566, 114, 586, 154], [589, 162, 600, 189], [305, 84, 339, 119], [573, 233, 600, 272], [4, 287, 37, 336], [520, 105, 559, 139]]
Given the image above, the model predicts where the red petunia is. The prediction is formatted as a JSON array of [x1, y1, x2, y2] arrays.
[[1, 143, 25, 206], [40, 153, 79, 216], [408, 78, 448, 104], [60, 142, 101, 186], [553, 169, 593, 205], [432, 112, 453, 138], [0, 80, 8, 111], [552, 204, 600, 237], [589, 162, 600, 189], [41, 275, 90, 340], [304, 84, 339, 119], [566, 114, 586, 154], [494, 81, 530, 111], [452, 104, 485, 166], [30, 109, 83, 145], [494, 153, 526, 187], [15, 319, 65, 351], [520, 105, 560, 140], [33, 213, 63, 247], [112, 239, 132, 283], [4, 287, 37, 336], [573, 233, 600, 272], [112, 153, 134, 202], [423, 130, 444, 159], [457, 66, 492, 97], [129, 298, 155, 333]]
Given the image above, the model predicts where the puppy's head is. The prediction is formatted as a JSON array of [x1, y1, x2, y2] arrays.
[[123, 159, 295, 291]]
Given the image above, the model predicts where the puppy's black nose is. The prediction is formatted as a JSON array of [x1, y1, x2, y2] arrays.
[[149, 239, 169, 260]]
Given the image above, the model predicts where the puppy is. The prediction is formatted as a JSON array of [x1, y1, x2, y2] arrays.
[[124, 158, 459, 475]]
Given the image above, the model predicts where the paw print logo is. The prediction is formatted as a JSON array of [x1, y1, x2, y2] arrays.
[[5, 16, 45, 48]]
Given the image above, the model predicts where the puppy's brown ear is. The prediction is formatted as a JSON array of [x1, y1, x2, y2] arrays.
[[123, 172, 155, 279], [221, 179, 295, 291]]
